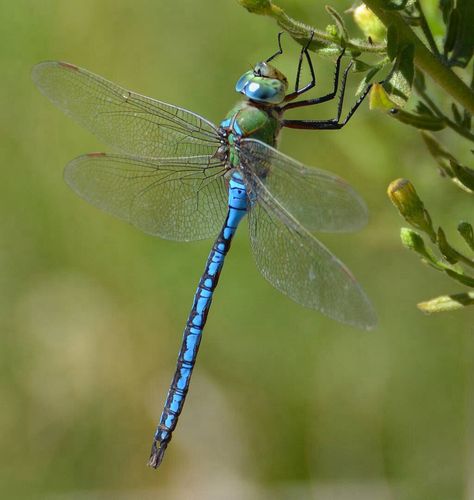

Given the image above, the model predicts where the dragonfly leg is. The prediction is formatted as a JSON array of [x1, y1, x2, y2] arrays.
[[281, 48, 346, 110], [281, 80, 372, 130], [265, 31, 284, 63], [282, 31, 317, 103]]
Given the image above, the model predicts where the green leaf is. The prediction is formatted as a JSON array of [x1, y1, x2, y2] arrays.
[[353, 59, 374, 73], [386, 24, 399, 61], [418, 291, 474, 313], [437, 227, 474, 267], [415, 101, 435, 117], [450, 160, 474, 192], [439, 0, 454, 24], [414, 69, 426, 92], [382, 0, 416, 11], [325, 5, 348, 43], [458, 222, 474, 251], [462, 108, 472, 129], [445, 268, 474, 287], [400, 228, 443, 268], [383, 43, 415, 107], [444, 0, 474, 67], [420, 132, 456, 177], [356, 66, 382, 96], [443, 7, 459, 56], [451, 103, 463, 125]]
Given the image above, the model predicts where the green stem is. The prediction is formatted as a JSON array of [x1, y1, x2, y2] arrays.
[[364, 0, 474, 114], [244, 1, 387, 54]]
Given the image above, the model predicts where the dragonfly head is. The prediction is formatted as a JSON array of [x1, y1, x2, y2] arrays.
[[235, 62, 288, 105]]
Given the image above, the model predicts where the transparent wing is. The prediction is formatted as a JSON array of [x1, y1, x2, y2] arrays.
[[65, 153, 228, 241], [246, 173, 376, 329], [239, 138, 368, 233], [32, 61, 221, 158]]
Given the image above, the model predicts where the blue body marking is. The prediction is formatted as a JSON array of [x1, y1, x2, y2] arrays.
[[149, 170, 248, 467]]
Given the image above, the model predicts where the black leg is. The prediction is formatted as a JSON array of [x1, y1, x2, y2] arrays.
[[283, 31, 316, 102], [282, 82, 372, 130], [265, 32, 284, 63], [282, 48, 346, 111]]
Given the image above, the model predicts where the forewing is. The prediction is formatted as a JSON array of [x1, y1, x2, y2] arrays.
[[65, 153, 227, 241], [32, 61, 221, 158], [239, 138, 368, 233], [247, 175, 376, 329]]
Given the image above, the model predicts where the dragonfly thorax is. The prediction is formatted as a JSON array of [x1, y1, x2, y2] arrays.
[[219, 100, 282, 168], [235, 62, 288, 105]]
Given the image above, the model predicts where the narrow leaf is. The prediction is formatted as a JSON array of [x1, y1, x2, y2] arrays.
[[437, 227, 474, 267], [445, 269, 474, 287], [443, 7, 459, 56], [383, 44, 415, 107], [450, 160, 474, 191], [458, 222, 474, 251], [445, 1, 474, 67], [353, 59, 374, 73], [325, 5, 348, 42], [462, 108, 472, 130], [415, 101, 435, 116], [451, 103, 463, 125], [421, 132, 456, 177], [386, 24, 399, 61], [400, 228, 443, 269], [414, 69, 426, 92], [439, 0, 454, 24], [356, 66, 382, 97], [383, 0, 416, 11]]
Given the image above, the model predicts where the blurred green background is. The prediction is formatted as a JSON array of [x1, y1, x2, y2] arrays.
[[1, 0, 473, 498]]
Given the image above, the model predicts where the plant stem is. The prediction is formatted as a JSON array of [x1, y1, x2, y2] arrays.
[[263, 2, 387, 54], [364, 0, 474, 114]]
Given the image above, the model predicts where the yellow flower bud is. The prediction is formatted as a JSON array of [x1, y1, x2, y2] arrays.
[[353, 4, 386, 42], [238, 0, 273, 15], [388, 179, 436, 241]]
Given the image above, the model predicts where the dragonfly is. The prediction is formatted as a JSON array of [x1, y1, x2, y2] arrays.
[[32, 34, 376, 469]]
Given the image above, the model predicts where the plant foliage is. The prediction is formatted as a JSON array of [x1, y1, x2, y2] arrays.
[[239, 0, 474, 314]]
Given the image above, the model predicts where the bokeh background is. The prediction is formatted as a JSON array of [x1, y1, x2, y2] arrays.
[[1, 0, 473, 498]]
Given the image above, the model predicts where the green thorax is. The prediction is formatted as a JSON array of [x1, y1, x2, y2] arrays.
[[222, 100, 281, 146]]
